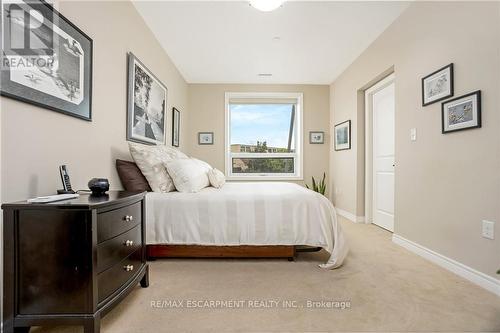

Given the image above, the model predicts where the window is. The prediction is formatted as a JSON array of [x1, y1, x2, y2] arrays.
[[225, 92, 303, 180]]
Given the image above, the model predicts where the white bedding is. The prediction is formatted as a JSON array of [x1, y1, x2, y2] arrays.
[[146, 182, 348, 269]]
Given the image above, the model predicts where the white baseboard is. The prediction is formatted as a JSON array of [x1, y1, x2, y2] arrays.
[[336, 208, 365, 223], [392, 234, 500, 297]]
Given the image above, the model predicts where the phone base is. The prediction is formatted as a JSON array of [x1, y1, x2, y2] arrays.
[[57, 189, 76, 195]]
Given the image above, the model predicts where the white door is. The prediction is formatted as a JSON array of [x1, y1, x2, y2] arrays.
[[371, 82, 395, 232]]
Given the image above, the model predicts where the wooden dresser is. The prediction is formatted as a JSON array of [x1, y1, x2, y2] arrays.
[[2, 191, 149, 333]]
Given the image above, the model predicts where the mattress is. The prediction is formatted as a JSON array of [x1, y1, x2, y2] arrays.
[[146, 182, 348, 269]]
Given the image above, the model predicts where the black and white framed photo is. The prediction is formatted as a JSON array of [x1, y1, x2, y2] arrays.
[[442, 91, 481, 134], [172, 107, 180, 147], [334, 120, 351, 151], [309, 131, 325, 144], [127, 52, 167, 145], [198, 132, 214, 145], [422, 63, 454, 106], [1, 0, 93, 120]]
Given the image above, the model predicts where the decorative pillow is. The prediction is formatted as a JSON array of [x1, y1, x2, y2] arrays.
[[208, 168, 225, 189], [164, 158, 211, 193], [116, 159, 152, 192], [128, 142, 188, 193]]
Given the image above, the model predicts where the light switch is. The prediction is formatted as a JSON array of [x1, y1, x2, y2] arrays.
[[410, 128, 417, 141]]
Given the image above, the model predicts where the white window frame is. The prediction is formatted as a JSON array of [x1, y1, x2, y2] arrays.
[[225, 92, 303, 180]]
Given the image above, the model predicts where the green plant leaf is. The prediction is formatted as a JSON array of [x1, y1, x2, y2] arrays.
[[307, 173, 327, 195]]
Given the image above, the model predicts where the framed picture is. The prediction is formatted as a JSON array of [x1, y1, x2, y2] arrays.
[[334, 120, 351, 151], [172, 107, 180, 147], [422, 63, 454, 106], [127, 52, 167, 145], [198, 132, 213, 145], [0, 0, 93, 120], [442, 91, 481, 134], [309, 131, 325, 144]]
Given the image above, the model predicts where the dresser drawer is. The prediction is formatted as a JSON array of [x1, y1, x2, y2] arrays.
[[98, 201, 141, 243], [98, 249, 143, 303], [97, 225, 142, 273]]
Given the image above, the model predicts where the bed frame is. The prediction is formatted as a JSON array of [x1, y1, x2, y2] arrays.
[[146, 245, 322, 261], [147, 245, 296, 261]]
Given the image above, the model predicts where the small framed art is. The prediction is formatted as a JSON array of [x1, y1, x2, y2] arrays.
[[172, 108, 180, 147], [442, 91, 481, 134], [422, 63, 454, 106], [198, 132, 214, 145], [309, 131, 325, 144], [334, 120, 351, 151]]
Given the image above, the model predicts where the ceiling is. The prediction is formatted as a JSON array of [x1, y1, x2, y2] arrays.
[[132, 1, 409, 84]]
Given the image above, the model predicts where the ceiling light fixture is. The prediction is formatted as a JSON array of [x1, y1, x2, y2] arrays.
[[249, 0, 285, 12]]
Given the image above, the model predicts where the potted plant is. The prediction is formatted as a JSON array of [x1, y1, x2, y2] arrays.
[[306, 173, 326, 196]]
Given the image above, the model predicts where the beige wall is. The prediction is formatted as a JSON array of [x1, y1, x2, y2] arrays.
[[0, 0, 189, 202], [187, 84, 330, 188], [330, 1, 500, 278]]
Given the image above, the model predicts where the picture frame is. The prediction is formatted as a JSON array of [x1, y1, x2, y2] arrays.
[[422, 63, 454, 106], [334, 120, 351, 151], [172, 107, 180, 147], [198, 132, 214, 145], [441, 91, 481, 134], [0, 0, 93, 121], [309, 131, 325, 144], [127, 52, 167, 145]]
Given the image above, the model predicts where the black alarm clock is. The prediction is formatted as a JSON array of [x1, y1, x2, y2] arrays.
[[88, 178, 110, 195]]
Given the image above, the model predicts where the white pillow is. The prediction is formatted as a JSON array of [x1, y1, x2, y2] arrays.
[[165, 158, 211, 193], [208, 168, 225, 189], [128, 142, 188, 193]]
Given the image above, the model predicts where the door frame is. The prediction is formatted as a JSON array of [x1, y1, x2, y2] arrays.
[[364, 73, 395, 225]]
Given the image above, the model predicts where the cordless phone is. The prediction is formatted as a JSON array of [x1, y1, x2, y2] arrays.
[[58, 165, 75, 194]]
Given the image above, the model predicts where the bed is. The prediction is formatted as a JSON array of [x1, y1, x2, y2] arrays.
[[145, 182, 348, 269]]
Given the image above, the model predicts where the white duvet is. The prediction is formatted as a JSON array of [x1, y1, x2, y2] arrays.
[[146, 182, 348, 269]]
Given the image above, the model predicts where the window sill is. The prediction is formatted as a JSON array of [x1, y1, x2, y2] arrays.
[[226, 176, 304, 181]]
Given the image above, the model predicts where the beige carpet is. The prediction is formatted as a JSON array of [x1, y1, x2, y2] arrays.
[[31, 218, 500, 333]]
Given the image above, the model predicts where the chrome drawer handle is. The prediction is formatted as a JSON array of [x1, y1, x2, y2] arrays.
[[124, 215, 134, 222], [124, 240, 134, 247], [124, 264, 134, 272]]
